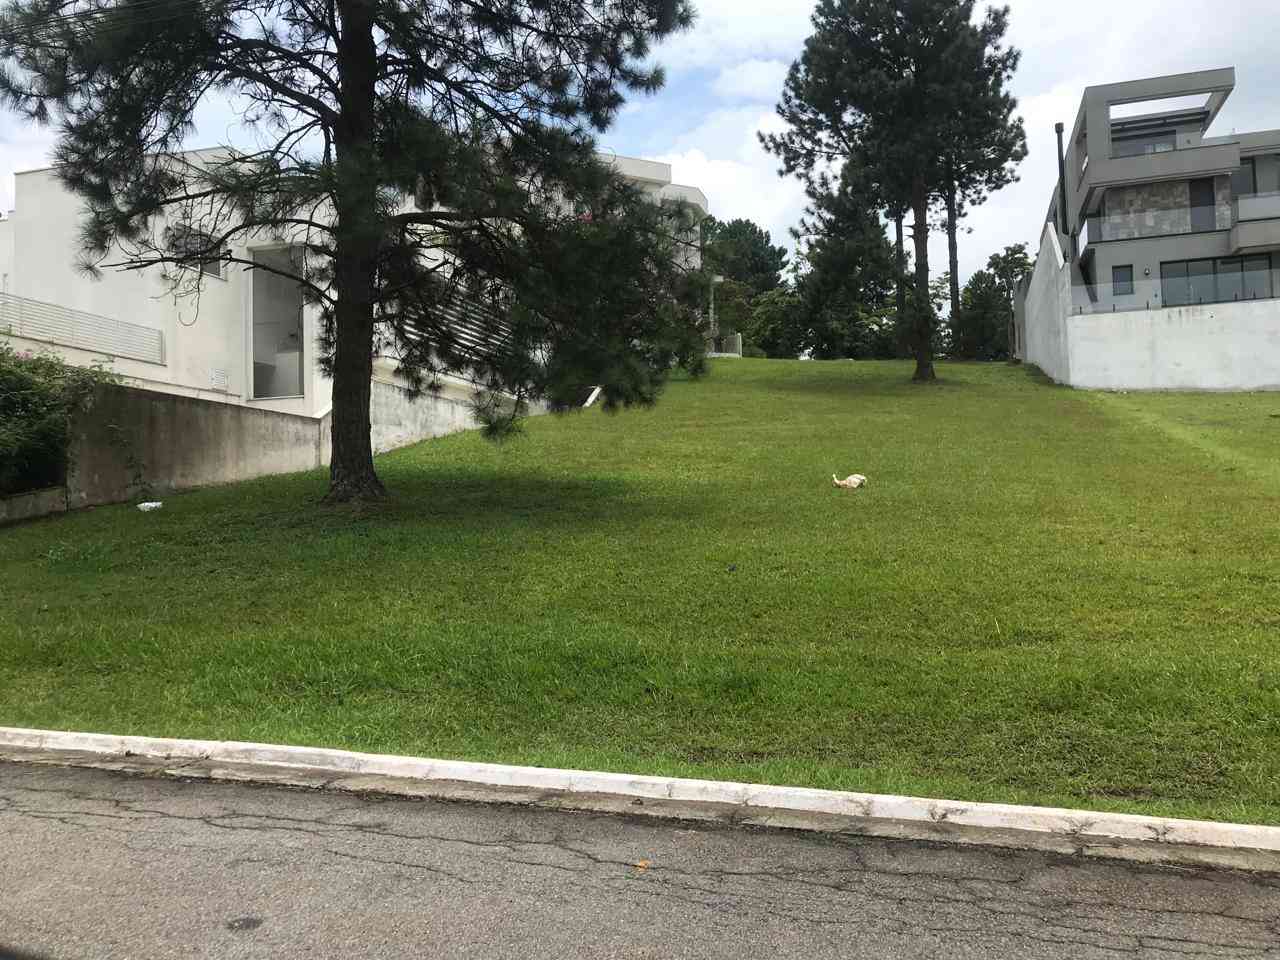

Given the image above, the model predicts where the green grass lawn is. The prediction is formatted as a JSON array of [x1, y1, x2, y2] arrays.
[[3, 360, 1279, 823]]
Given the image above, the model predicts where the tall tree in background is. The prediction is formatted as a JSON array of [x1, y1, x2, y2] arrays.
[[0, 0, 702, 502], [764, 0, 1025, 382], [701, 217, 789, 294], [793, 164, 897, 359], [985, 242, 1032, 356], [940, 5, 1025, 323], [948, 244, 1030, 360], [948, 268, 1007, 359], [747, 286, 806, 359]]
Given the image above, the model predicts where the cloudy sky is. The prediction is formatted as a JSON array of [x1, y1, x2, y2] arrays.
[[4, 0, 1279, 288]]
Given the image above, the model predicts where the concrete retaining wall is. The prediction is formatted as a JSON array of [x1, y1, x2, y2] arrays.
[[0, 486, 68, 525], [1069, 300, 1280, 390], [2, 376, 530, 523], [67, 385, 330, 508], [370, 379, 478, 454]]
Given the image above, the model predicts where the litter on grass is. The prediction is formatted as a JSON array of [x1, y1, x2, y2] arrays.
[[137, 501, 164, 512], [833, 474, 868, 489]]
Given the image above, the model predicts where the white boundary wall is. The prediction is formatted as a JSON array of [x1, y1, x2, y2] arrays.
[[1021, 221, 1280, 390], [1070, 301, 1280, 390], [1022, 222, 1073, 383]]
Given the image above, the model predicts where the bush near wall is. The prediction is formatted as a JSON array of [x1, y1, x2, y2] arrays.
[[0, 343, 118, 496]]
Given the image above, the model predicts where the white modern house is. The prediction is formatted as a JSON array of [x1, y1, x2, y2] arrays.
[[0, 151, 707, 513], [1, 151, 707, 422], [1015, 68, 1280, 390]]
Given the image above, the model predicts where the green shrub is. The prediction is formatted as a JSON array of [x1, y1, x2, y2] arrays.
[[742, 342, 767, 358], [0, 343, 118, 496]]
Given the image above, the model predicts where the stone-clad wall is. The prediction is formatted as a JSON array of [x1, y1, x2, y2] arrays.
[[1215, 176, 1233, 229], [1100, 176, 1231, 240]]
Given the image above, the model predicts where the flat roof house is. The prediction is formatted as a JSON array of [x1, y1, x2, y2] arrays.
[[1016, 68, 1280, 390], [0, 152, 707, 511]]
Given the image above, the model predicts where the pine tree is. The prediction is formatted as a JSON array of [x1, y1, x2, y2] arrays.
[[949, 268, 1008, 360], [701, 217, 789, 295], [763, 0, 1024, 382], [940, 4, 1025, 324], [792, 164, 897, 359], [985, 243, 1032, 356], [0, 0, 703, 501]]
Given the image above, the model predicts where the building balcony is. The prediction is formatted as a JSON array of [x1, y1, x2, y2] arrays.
[[1234, 190, 1280, 221], [1080, 202, 1224, 259], [1230, 191, 1280, 252], [1079, 141, 1241, 214]]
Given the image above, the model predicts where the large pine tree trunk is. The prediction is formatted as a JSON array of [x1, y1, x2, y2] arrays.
[[945, 178, 961, 329], [326, 0, 386, 502], [910, 179, 936, 382]]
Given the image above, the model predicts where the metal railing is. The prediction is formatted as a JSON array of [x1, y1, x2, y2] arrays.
[[1234, 191, 1280, 223], [1072, 274, 1275, 315], [1082, 206, 1225, 251], [0, 292, 165, 364]]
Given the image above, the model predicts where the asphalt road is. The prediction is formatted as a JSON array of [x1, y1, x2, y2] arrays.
[[2, 762, 1278, 959]]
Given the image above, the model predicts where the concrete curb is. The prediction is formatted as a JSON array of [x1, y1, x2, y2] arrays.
[[3, 725, 1279, 873]]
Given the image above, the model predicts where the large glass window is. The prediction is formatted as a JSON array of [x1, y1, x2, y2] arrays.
[[1161, 254, 1272, 306], [1161, 261, 1189, 306], [1112, 132, 1176, 158], [1243, 255, 1272, 299], [1186, 259, 1215, 303], [1216, 258, 1244, 301]]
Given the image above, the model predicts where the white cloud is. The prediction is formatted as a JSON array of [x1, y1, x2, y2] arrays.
[[712, 59, 789, 102], [640, 0, 1280, 293], [658, 0, 812, 71], [650, 108, 805, 251], [927, 82, 1082, 292], [8, 0, 1280, 295]]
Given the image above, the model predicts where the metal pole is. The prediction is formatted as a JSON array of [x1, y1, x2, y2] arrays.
[[1055, 122, 1074, 261]]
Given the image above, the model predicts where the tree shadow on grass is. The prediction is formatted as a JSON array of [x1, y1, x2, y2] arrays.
[[25, 464, 719, 573], [1018, 363, 1062, 388], [363, 464, 713, 531]]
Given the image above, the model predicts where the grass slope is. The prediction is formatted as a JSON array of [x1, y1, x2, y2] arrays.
[[3, 360, 1279, 823]]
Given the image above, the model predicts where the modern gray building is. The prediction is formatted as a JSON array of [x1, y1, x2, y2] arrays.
[[1017, 68, 1280, 390]]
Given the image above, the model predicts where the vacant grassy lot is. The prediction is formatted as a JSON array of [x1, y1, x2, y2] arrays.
[[3, 360, 1279, 823]]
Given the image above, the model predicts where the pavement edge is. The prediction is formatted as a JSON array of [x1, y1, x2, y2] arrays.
[[3, 726, 1278, 873]]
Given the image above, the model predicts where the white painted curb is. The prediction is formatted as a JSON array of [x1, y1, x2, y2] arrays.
[[3, 726, 1279, 872]]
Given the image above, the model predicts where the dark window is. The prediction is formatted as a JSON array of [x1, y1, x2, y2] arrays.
[[1189, 179, 1218, 228], [1231, 158, 1257, 198], [1112, 131, 1176, 158], [1112, 265, 1134, 296], [1161, 261, 1189, 306], [1189, 178, 1217, 232], [167, 225, 224, 279], [1160, 254, 1272, 306]]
